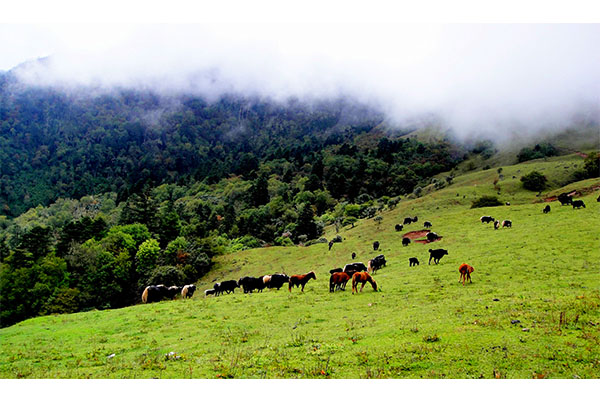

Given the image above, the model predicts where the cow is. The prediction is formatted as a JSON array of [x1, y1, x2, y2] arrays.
[[373, 241, 380, 251], [429, 248, 448, 265], [343, 262, 367, 277], [214, 280, 239, 296], [402, 237, 411, 246], [494, 220, 500, 230], [543, 205, 551, 214], [458, 263, 474, 286], [597, 195, 600, 202], [352, 252, 356, 260], [329, 268, 343, 274], [204, 288, 216, 297], [424, 221, 432, 228], [480, 216, 495, 224], [265, 274, 289, 290], [558, 193, 573, 205], [395, 224, 403, 232], [505, 202, 510, 206], [501, 220, 512, 228], [289, 271, 316, 292], [572, 200, 586, 209], [426, 232, 439, 242], [367, 255, 386, 273], [181, 284, 196, 299], [328, 241, 334, 251], [165, 286, 182, 300], [412, 216, 418, 223], [141, 284, 169, 303], [403, 217, 413, 225], [409, 257, 419, 266], [238, 276, 266, 293], [330, 272, 351, 292]]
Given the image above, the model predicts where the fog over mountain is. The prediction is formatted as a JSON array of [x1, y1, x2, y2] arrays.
[[4, 24, 600, 141]]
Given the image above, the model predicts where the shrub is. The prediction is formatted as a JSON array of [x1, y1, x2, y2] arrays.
[[146, 266, 185, 287], [471, 195, 503, 208], [521, 171, 547, 191]]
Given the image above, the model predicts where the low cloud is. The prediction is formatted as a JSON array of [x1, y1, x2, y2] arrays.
[[8, 23, 600, 141]]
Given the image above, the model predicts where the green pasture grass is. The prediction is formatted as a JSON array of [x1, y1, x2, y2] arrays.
[[1, 162, 599, 378]]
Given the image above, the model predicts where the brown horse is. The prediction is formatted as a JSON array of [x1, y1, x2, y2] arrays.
[[458, 263, 474, 285], [329, 272, 351, 292], [352, 271, 378, 294], [289, 271, 317, 292]]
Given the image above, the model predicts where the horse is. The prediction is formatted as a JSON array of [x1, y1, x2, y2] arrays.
[[352, 271, 378, 294], [329, 272, 351, 292], [458, 263, 474, 286], [289, 271, 317, 292]]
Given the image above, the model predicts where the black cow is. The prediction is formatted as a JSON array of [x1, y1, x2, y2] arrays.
[[558, 193, 573, 205], [412, 216, 418, 223], [409, 257, 419, 266], [403, 217, 413, 225], [426, 232, 439, 242], [351, 252, 356, 259], [428, 248, 448, 265], [181, 284, 196, 299], [543, 205, 551, 214], [494, 220, 500, 230], [165, 286, 182, 300], [238, 276, 266, 293], [329, 268, 343, 274], [424, 221, 432, 228], [501, 220, 512, 228], [368, 255, 387, 273], [597, 195, 600, 202], [343, 262, 367, 276], [266, 274, 289, 290], [204, 288, 216, 297], [402, 237, 411, 246], [480, 216, 495, 224], [214, 280, 239, 296], [395, 224, 403, 232], [572, 200, 586, 209], [328, 241, 334, 251], [373, 241, 380, 251], [141, 284, 169, 303]]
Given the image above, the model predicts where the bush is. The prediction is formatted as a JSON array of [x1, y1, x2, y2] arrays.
[[146, 265, 185, 287], [471, 195, 503, 208], [521, 171, 547, 191]]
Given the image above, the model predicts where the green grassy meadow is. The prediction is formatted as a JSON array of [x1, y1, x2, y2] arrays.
[[1, 157, 599, 378]]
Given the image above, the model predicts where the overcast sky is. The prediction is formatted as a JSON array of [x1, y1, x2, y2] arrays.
[[1, 3, 599, 140]]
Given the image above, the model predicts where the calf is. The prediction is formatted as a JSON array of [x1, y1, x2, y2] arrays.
[[543, 205, 550, 214], [181, 284, 196, 299], [480, 216, 495, 224], [373, 241, 380, 251], [423, 221, 432, 228], [403, 217, 413, 225], [494, 220, 500, 230], [352, 252, 356, 259], [412, 216, 418, 223], [402, 237, 411, 246], [328, 241, 334, 251], [395, 224, 403, 232], [166, 286, 182, 300], [458, 263, 474, 285], [204, 288, 216, 297], [501, 220, 512, 228], [572, 200, 586, 209], [428, 248, 448, 265], [409, 257, 419, 267]]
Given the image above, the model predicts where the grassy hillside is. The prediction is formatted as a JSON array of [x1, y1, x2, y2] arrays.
[[1, 157, 599, 378]]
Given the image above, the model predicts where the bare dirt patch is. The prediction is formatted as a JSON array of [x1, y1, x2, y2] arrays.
[[403, 230, 443, 244]]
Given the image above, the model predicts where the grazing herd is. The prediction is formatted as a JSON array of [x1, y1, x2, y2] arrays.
[[141, 190, 593, 303]]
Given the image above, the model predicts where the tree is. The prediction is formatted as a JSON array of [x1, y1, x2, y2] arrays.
[[521, 171, 547, 191], [295, 203, 319, 241], [249, 174, 270, 207], [135, 239, 161, 283], [471, 195, 503, 208]]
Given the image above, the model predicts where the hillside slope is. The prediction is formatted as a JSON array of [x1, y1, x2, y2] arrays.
[[0, 159, 599, 378]]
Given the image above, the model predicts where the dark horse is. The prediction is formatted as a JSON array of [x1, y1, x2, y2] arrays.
[[289, 271, 317, 292]]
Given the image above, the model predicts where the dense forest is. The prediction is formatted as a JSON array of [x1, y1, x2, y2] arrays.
[[0, 70, 469, 327]]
